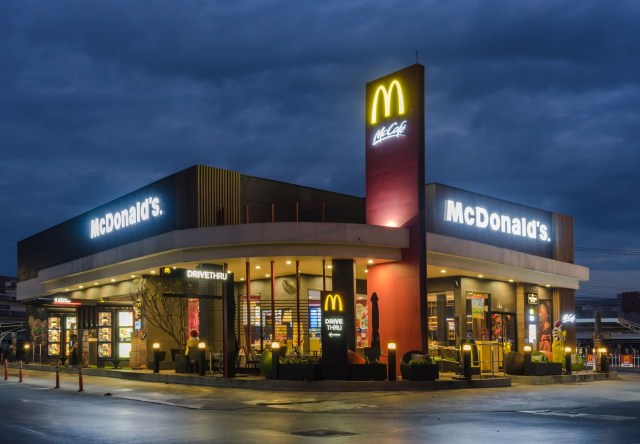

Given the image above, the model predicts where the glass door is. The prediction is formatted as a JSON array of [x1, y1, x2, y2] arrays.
[[466, 292, 490, 341]]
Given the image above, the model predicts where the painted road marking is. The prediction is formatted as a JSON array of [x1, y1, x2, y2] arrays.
[[520, 410, 636, 421]]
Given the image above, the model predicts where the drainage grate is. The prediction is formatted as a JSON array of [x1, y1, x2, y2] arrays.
[[292, 429, 358, 437]]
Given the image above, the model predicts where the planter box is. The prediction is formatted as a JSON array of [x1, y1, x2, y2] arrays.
[[532, 363, 548, 376], [278, 363, 322, 381], [547, 362, 563, 375], [348, 363, 387, 381], [400, 363, 439, 381]]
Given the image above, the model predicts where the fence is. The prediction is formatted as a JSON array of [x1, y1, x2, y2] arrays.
[[580, 353, 640, 369]]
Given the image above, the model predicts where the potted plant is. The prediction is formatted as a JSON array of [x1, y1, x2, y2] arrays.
[[400, 351, 439, 381], [348, 356, 387, 381]]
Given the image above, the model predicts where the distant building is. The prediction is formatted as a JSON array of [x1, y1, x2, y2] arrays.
[[0, 276, 24, 323], [575, 293, 640, 355]]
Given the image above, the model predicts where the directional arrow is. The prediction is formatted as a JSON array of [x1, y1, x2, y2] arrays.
[[328, 332, 341, 338]]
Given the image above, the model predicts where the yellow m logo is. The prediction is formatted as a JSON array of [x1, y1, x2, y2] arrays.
[[324, 294, 343, 312], [163, 267, 171, 275], [370, 79, 405, 125]]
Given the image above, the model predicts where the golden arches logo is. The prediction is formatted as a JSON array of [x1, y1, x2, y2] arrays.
[[370, 79, 405, 125], [163, 267, 172, 275], [324, 294, 344, 312]]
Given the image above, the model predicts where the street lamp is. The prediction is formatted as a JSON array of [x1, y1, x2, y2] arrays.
[[387, 343, 396, 381]]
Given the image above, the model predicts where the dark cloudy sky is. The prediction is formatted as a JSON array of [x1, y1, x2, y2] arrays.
[[2, 1, 639, 299]]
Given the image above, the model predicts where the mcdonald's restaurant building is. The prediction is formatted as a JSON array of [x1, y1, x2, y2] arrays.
[[17, 64, 588, 377]]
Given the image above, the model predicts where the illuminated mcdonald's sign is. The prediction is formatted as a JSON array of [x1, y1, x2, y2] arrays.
[[323, 293, 344, 312], [370, 79, 405, 125]]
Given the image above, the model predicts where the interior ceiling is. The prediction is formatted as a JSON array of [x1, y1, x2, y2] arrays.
[[55, 256, 529, 296]]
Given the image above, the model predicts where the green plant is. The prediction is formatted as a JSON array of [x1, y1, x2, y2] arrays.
[[409, 357, 432, 365], [282, 356, 310, 365], [365, 356, 381, 364]]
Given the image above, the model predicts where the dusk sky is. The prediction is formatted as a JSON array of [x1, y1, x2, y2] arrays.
[[2, 1, 639, 299]]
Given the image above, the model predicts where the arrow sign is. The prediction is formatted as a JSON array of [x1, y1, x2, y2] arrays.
[[328, 332, 341, 338]]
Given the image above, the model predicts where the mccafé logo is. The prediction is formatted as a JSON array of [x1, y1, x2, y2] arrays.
[[324, 293, 344, 312], [369, 79, 408, 147]]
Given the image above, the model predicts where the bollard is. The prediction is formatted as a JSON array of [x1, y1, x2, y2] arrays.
[[19, 360, 23, 383], [271, 342, 280, 380], [565, 347, 572, 375], [462, 344, 472, 380], [78, 366, 84, 392], [388, 343, 397, 381], [55, 362, 60, 389], [3, 359, 7, 381]]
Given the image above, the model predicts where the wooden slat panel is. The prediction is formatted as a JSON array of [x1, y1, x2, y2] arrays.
[[196, 166, 241, 227], [516, 284, 525, 352], [553, 213, 574, 263]]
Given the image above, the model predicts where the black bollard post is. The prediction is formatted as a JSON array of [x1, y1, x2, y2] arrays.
[[565, 347, 572, 375], [523, 345, 532, 376], [198, 344, 206, 377], [152, 343, 160, 374], [388, 343, 396, 381], [462, 344, 472, 380], [271, 343, 280, 380]]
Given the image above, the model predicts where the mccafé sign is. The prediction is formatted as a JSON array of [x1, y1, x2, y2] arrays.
[[369, 79, 408, 147]]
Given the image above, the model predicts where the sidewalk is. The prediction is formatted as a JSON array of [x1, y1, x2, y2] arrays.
[[8, 361, 621, 391]]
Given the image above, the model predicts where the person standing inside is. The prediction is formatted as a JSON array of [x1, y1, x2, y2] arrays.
[[69, 334, 78, 367]]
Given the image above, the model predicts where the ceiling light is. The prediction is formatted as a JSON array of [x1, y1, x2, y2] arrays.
[[111, 279, 116, 282], [150, 270, 156, 274], [265, 274, 270, 278], [545, 284, 551, 287], [94, 282, 99, 286], [365, 269, 368, 273], [326, 265, 332, 269], [240, 278, 245, 281], [255, 265, 261, 270], [508, 279, 514, 283], [65, 288, 69, 291], [440, 269, 447, 274], [367, 259, 374, 264], [130, 275, 136, 278], [286, 260, 291, 265], [478, 275, 483, 278], [79, 285, 83, 289]]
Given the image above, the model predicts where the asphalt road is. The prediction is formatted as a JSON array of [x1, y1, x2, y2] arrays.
[[1, 369, 639, 443]]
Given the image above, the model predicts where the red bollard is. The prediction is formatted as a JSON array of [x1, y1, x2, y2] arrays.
[[3, 359, 7, 381], [78, 366, 84, 392], [18, 360, 23, 383], [55, 362, 60, 389]]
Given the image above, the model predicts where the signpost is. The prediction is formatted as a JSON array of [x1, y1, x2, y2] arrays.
[[321, 291, 348, 379]]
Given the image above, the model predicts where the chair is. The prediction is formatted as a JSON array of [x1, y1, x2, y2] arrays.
[[243, 346, 260, 374]]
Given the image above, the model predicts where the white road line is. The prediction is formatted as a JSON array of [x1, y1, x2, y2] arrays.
[[520, 410, 636, 421]]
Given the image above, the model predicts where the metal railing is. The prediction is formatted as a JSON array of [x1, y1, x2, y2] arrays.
[[580, 353, 640, 368]]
